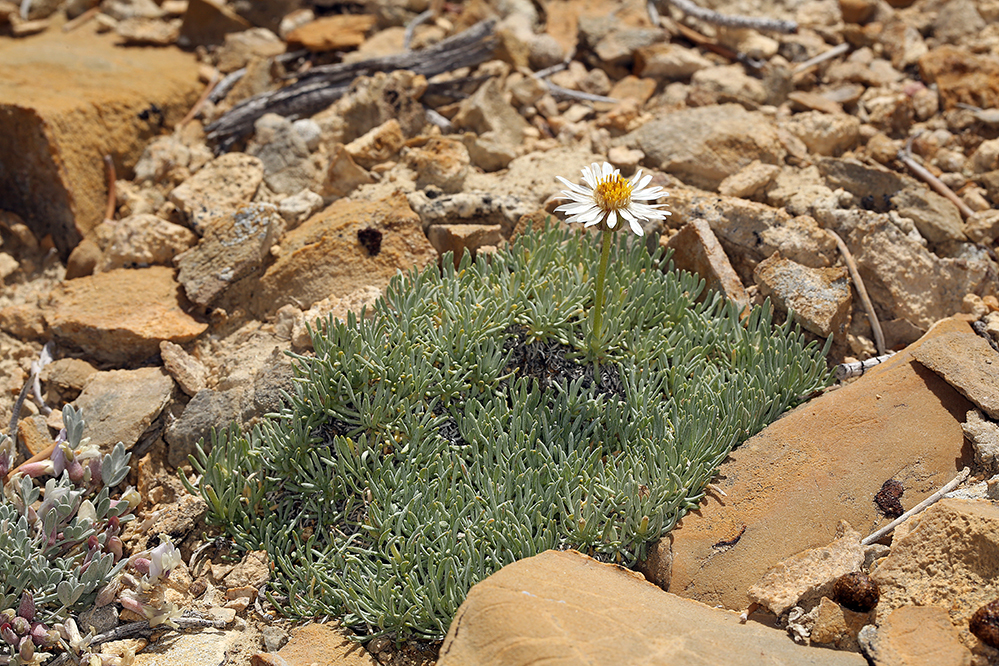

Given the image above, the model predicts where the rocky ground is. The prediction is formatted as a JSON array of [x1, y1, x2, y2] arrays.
[[2, 0, 999, 663]]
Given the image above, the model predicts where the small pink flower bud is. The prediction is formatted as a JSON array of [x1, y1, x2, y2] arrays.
[[17, 592, 34, 622], [30, 622, 49, 646], [132, 558, 151, 576], [107, 536, 123, 561], [12, 616, 30, 635], [1, 623, 17, 645], [19, 460, 54, 478]]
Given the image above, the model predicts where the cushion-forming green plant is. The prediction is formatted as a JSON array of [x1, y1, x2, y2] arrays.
[[183, 223, 832, 640]]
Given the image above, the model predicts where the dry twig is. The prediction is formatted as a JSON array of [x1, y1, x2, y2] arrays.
[[861, 467, 971, 545], [179, 71, 220, 127], [103, 155, 116, 223], [792, 42, 850, 75], [61, 5, 99, 32], [206, 19, 498, 148], [898, 134, 975, 220], [828, 229, 886, 355]]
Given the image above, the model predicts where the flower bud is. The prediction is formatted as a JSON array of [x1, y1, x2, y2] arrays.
[[30, 622, 49, 646], [19, 460, 54, 478], [1, 609, 15, 624], [52, 443, 67, 476], [107, 536, 123, 561], [1, 623, 17, 645], [19, 634, 34, 662], [131, 558, 151, 576], [77, 500, 97, 526], [68, 459, 85, 484], [13, 616, 30, 635]]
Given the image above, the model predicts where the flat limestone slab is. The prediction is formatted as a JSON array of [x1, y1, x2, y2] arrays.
[[0, 24, 201, 255], [438, 550, 865, 666], [914, 329, 999, 419], [669, 317, 976, 612]]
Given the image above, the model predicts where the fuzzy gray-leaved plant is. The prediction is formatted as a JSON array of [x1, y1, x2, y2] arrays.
[[183, 223, 832, 641]]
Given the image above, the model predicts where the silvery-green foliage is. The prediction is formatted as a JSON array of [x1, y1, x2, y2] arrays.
[[0, 406, 133, 635], [183, 224, 832, 641]]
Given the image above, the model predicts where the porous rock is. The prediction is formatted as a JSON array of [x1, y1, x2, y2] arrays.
[[748, 522, 865, 616], [285, 14, 376, 52], [871, 499, 999, 654], [0, 25, 201, 256], [809, 596, 872, 651], [668, 318, 975, 612], [255, 622, 378, 666], [344, 119, 405, 170], [627, 104, 785, 191], [246, 114, 321, 195], [438, 549, 866, 666], [290, 285, 382, 351], [665, 219, 749, 311], [256, 192, 434, 315], [634, 43, 713, 80], [963, 410, 999, 474], [96, 214, 198, 272], [965, 210, 999, 245], [404, 138, 471, 194], [913, 328, 999, 419], [783, 110, 861, 156], [407, 190, 527, 237], [718, 160, 781, 199], [919, 46, 999, 111], [691, 65, 768, 105], [452, 78, 530, 167], [73, 367, 174, 451], [312, 70, 426, 147], [175, 203, 283, 308], [168, 153, 264, 234], [45, 266, 207, 365], [321, 144, 374, 198], [754, 252, 852, 339]]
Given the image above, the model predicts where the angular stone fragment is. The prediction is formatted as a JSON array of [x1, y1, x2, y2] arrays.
[[453, 78, 530, 150], [963, 409, 999, 474], [634, 43, 713, 80], [407, 191, 526, 237], [913, 329, 999, 419], [754, 252, 852, 339], [176, 203, 283, 308], [748, 523, 865, 616], [718, 160, 781, 199], [0, 26, 201, 255], [312, 70, 426, 147], [344, 119, 404, 170], [891, 187, 967, 244], [817, 157, 911, 203], [784, 111, 860, 156], [290, 285, 382, 350], [965, 209, 999, 245], [285, 14, 376, 52], [321, 144, 374, 198], [45, 266, 207, 365], [256, 192, 435, 315], [160, 340, 208, 397], [165, 388, 234, 468], [177, 0, 251, 47], [73, 367, 174, 451], [668, 318, 975, 612], [668, 189, 838, 284], [627, 104, 785, 191], [691, 65, 768, 104], [427, 224, 504, 268], [872, 499, 999, 653], [438, 550, 866, 666], [169, 153, 264, 234], [665, 220, 749, 311]]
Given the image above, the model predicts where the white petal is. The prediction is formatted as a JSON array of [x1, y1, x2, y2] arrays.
[[631, 172, 652, 191], [557, 178, 594, 197], [578, 207, 604, 224], [629, 217, 645, 236], [631, 185, 664, 201], [607, 210, 618, 229], [559, 202, 600, 216], [583, 216, 602, 227], [582, 164, 600, 189]]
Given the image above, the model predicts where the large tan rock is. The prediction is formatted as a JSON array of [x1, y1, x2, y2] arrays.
[[44, 266, 208, 365], [438, 549, 866, 666], [256, 192, 435, 315], [754, 252, 852, 339], [913, 329, 999, 419], [0, 25, 201, 257], [665, 219, 749, 311], [626, 104, 786, 191], [872, 499, 999, 657], [668, 317, 976, 612], [864, 605, 973, 666], [72, 367, 174, 451]]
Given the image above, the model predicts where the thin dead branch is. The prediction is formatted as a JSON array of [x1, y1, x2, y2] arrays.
[[861, 467, 970, 545], [62, 5, 99, 32], [205, 19, 498, 148], [828, 228, 886, 355], [103, 155, 116, 222], [179, 71, 220, 127], [792, 42, 850, 75], [898, 134, 975, 220]]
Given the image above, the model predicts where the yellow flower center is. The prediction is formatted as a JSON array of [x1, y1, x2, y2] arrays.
[[593, 175, 633, 212]]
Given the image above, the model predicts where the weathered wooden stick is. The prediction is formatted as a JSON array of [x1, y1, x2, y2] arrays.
[[898, 135, 975, 220], [828, 229, 886, 355], [861, 467, 970, 545]]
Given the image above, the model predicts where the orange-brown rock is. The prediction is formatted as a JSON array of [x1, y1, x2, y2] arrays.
[[865, 605, 974, 666], [251, 622, 378, 666], [668, 317, 976, 612], [256, 192, 436, 315], [919, 46, 999, 111], [438, 550, 866, 666], [44, 266, 207, 365], [0, 25, 201, 257], [665, 219, 749, 311], [286, 14, 376, 52]]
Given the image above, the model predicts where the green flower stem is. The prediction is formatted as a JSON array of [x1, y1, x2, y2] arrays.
[[590, 228, 613, 374]]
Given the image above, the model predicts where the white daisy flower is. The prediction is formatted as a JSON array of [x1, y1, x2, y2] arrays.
[[555, 162, 671, 236]]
